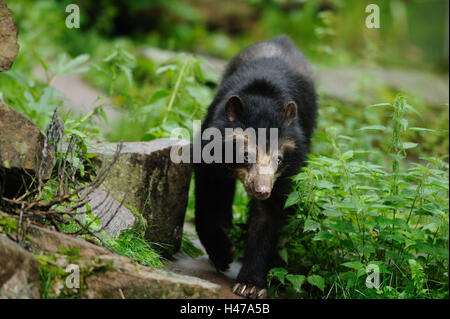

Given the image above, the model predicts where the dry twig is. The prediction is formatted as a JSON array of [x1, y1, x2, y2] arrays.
[[0, 112, 124, 251]]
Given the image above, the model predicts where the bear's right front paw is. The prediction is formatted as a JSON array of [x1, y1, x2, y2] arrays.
[[232, 283, 268, 299]]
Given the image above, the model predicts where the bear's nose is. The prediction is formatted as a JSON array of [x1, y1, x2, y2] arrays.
[[255, 186, 271, 199]]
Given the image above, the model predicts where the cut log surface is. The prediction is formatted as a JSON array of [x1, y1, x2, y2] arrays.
[[79, 189, 137, 239]]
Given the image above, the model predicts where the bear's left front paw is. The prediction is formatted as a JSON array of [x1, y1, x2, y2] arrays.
[[232, 283, 268, 299]]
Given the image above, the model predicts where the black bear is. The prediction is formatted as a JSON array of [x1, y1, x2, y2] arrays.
[[194, 35, 318, 298]]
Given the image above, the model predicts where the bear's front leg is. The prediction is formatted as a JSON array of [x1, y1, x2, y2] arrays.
[[233, 195, 286, 299], [195, 163, 236, 272]]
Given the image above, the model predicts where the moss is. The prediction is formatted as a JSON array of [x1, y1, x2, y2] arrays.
[[0, 212, 18, 234], [128, 288, 155, 299], [35, 254, 81, 299], [57, 246, 81, 264], [35, 254, 67, 276], [91, 259, 115, 273], [34, 250, 116, 299], [3, 160, 11, 169], [0, 212, 32, 247]]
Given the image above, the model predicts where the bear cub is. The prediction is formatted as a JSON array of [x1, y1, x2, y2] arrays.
[[194, 35, 318, 298]]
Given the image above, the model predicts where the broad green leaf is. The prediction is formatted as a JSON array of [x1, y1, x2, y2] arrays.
[[304, 219, 320, 232], [193, 60, 205, 83], [399, 118, 408, 131], [279, 248, 288, 264], [368, 261, 391, 274], [118, 64, 133, 87], [342, 261, 364, 271], [104, 50, 118, 62], [285, 191, 300, 208], [307, 275, 325, 292], [286, 274, 306, 292], [269, 268, 288, 285], [156, 64, 177, 75], [62, 54, 90, 74], [98, 106, 108, 124], [435, 248, 449, 259], [402, 142, 418, 149], [321, 208, 343, 217], [317, 180, 335, 190], [326, 220, 354, 233], [368, 102, 391, 108], [186, 85, 211, 104], [359, 125, 386, 131], [313, 231, 333, 241], [341, 271, 358, 287], [342, 150, 354, 160], [409, 127, 437, 132], [405, 102, 423, 118]]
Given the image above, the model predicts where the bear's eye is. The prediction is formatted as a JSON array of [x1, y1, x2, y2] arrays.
[[243, 151, 249, 163], [277, 155, 283, 166]]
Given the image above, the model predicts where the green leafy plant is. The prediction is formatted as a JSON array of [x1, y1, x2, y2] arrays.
[[107, 53, 214, 142], [272, 96, 448, 299], [91, 46, 137, 95]]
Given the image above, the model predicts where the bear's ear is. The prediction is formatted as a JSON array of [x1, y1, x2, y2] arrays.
[[283, 101, 297, 125], [225, 95, 245, 122]]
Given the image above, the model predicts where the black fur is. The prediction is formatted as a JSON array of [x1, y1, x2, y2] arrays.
[[194, 36, 318, 295]]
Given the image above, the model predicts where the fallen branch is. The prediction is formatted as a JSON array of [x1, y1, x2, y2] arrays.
[[0, 112, 124, 251]]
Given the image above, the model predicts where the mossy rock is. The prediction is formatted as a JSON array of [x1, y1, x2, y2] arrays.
[[0, 235, 40, 298]]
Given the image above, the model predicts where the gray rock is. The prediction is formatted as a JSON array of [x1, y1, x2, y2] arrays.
[[0, 0, 19, 72], [88, 139, 192, 255], [24, 218, 111, 259], [79, 189, 137, 238], [0, 235, 40, 299], [0, 103, 54, 198], [82, 255, 220, 299], [0, 211, 219, 299]]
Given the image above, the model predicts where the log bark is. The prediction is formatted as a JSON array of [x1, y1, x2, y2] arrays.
[[88, 139, 192, 255]]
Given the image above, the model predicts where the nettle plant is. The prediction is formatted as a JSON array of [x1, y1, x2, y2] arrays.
[[269, 96, 449, 298], [140, 54, 214, 140], [105, 52, 215, 142]]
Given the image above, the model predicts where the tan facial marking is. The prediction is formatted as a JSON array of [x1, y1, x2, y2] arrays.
[[225, 132, 296, 200], [280, 139, 296, 151], [224, 130, 248, 142], [233, 139, 287, 200]]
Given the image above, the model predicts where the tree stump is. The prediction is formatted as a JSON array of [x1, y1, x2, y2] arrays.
[[88, 139, 192, 255]]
